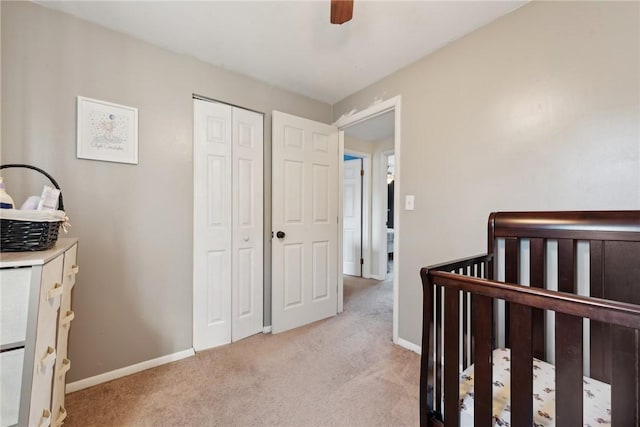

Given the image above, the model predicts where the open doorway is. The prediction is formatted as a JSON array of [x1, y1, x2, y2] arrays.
[[335, 96, 401, 344], [342, 111, 395, 281]]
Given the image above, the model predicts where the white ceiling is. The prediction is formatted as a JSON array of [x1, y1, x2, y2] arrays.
[[38, 0, 526, 105]]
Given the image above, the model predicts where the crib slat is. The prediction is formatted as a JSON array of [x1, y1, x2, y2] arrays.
[[510, 303, 533, 425], [444, 288, 460, 426], [435, 284, 443, 417], [469, 266, 475, 365], [555, 312, 583, 426], [529, 238, 545, 360], [504, 237, 519, 347], [589, 240, 611, 383], [462, 288, 468, 369], [557, 239, 576, 293], [611, 326, 639, 425], [603, 241, 640, 425], [556, 239, 582, 426], [473, 294, 493, 426]]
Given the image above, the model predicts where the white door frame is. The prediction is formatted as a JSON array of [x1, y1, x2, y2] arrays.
[[334, 96, 402, 344], [343, 149, 371, 279]]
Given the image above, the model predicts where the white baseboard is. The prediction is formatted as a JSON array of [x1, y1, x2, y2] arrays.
[[262, 325, 272, 333], [397, 337, 421, 355], [66, 348, 195, 394]]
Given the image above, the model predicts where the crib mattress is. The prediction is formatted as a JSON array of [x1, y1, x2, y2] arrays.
[[458, 348, 611, 426]]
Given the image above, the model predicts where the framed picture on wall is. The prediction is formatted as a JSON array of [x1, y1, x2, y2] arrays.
[[77, 96, 138, 164]]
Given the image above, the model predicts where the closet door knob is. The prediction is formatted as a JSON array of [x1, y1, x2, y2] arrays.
[[276, 231, 285, 239], [243, 236, 250, 242]]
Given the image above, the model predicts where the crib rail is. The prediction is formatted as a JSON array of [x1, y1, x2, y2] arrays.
[[488, 210, 640, 241], [429, 272, 640, 328], [419, 254, 492, 426], [420, 268, 640, 426]]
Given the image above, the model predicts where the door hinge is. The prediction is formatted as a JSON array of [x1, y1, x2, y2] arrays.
[[271, 231, 274, 238], [360, 258, 364, 265], [360, 169, 364, 176]]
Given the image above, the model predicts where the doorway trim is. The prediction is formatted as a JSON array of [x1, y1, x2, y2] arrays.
[[334, 96, 402, 345]]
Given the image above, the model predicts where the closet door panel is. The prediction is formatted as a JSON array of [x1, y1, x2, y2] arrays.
[[232, 107, 264, 341], [193, 99, 233, 350]]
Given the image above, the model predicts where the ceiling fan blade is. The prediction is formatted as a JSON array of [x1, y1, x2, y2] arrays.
[[331, 0, 353, 25]]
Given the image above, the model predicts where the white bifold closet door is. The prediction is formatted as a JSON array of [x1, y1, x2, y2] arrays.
[[193, 98, 263, 351]]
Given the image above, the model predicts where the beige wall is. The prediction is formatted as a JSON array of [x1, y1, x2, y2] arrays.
[[1, 1, 331, 381], [344, 135, 373, 154], [344, 135, 393, 156], [334, 1, 640, 346]]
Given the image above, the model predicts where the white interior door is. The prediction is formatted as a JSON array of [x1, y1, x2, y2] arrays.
[[193, 99, 263, 351], [343, 158, 362, 276], [272, 111, 339, 334], [231, 106, 264, 342]]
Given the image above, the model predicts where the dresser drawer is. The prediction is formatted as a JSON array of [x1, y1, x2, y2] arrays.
[[29, 254, 64, 426], [55, 244, 77, 374], [51, 357, 70, 427], [0, 348, 24, 427], [52, 313, 72, 420], [52, 244, 78, 427], [56, 310, 74, 361], [0, 268, 32, 348], [62, 244, 79, 292], [56, 244, 77, 361]]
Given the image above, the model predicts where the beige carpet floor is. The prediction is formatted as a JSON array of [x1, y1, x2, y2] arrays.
[[65, 273, 420, 426]]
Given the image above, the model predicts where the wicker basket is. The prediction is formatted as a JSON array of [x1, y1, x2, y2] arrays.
[[0, 164, 65, 252]]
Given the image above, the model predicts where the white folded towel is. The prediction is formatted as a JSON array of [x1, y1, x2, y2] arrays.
[[0, 209, 66, 222]]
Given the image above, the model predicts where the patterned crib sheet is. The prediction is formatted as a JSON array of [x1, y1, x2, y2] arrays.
[[458, 348, 611, 426]]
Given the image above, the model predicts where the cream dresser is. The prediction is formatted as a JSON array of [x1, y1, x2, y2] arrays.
[[0, 239, 78, 427]]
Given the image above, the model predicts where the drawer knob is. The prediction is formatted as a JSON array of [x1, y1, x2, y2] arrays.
[[47, 283, 63, 300], [61, 310, 75, 326], [68, 264, 79, 276], [58, 358, 71, 377], [41, 346, 57, 370], [54, 406, 67, 427], [39, 409, 51, 427]]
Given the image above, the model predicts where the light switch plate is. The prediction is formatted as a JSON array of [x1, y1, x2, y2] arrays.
[[405, 195, 415, 211]]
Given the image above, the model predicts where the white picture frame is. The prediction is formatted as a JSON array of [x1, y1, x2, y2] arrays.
[[77, 96, 138, 164]]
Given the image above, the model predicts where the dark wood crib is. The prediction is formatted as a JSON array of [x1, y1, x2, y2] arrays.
[[420, 211, 640, 426]]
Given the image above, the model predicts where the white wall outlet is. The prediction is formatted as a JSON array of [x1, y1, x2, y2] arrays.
[[405, 195, 415, 211]]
